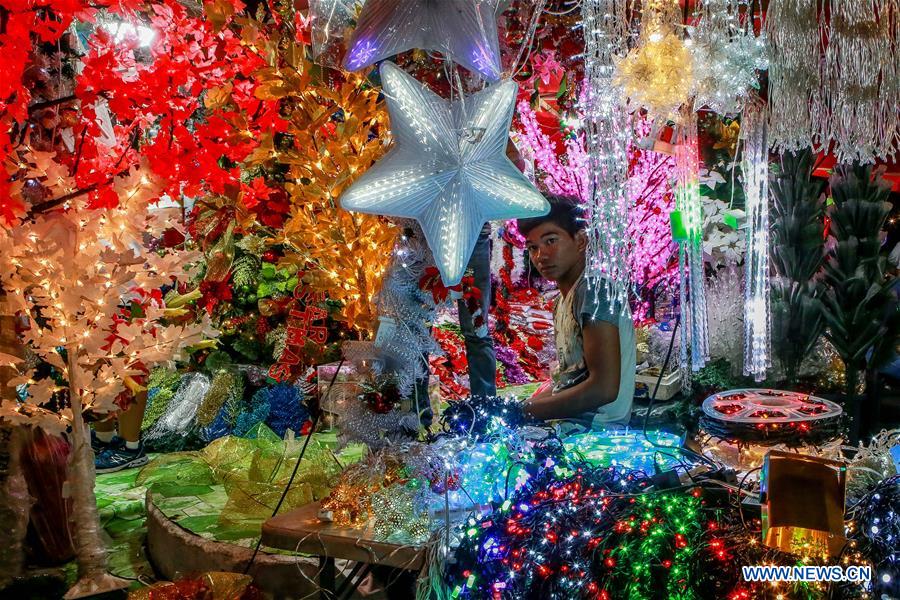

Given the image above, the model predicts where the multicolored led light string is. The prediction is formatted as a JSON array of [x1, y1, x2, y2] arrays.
[[438, 395, 532, 441], [846, 475, 900, 597], [562, 428, 684, 474], [446, 465, 711, 600]]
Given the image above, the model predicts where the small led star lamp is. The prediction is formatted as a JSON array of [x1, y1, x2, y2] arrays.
[[343, 0, 502, 81], [340, 62, 549, 285]]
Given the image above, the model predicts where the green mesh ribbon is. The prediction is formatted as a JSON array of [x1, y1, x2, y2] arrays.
[[136, 426, 365, 523]]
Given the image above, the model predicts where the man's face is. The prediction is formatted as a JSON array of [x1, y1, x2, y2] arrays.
[[524, 221, 585, 282]]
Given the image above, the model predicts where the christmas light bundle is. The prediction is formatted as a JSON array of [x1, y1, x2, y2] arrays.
[[429, 437, 530, 510], [562, 429, 684, 474], [845, 429, 900, 502], [847, 475, 900, 598], [442, 441, 889, 600], [438, 396, 531, 441], [699, 389, 844, 447], [445, 464, 717, 600], [702, 496, 869, 600], [428, 416, 565, 512], [699, 436, 844, 477], [699, 414, 843, 447]]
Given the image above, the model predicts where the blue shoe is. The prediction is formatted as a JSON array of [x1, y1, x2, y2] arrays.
[[95, 441, 148, 473], [90, 431, 124, 455]]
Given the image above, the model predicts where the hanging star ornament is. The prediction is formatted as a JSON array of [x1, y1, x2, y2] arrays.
[[343, 0, 503, 81], [340, 62, 548, 285]]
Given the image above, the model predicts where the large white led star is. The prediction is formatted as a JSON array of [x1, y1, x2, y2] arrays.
[[343, 0, 503, 82], [340, 62, 548, 286]]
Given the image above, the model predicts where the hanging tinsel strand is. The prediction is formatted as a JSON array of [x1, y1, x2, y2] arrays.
[[823, 0, 899, 162], [767, 0, 899, 161], [765, 0, 822, 153]]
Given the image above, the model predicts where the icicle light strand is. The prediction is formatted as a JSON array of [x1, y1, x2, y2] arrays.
[[581, 0, 632, 314], [741, 100, 771, 381], [675, 108, 709, 381]]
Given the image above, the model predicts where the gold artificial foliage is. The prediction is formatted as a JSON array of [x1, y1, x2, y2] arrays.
[[254, 56, 396, 332], [203, 83, 234, 111], [196, 19, 397, 333]]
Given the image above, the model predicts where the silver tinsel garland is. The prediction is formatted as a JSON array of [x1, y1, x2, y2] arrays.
[[372, 221, 440, 398], [767, 0, 899, 161], [143, 372, 211, 445]]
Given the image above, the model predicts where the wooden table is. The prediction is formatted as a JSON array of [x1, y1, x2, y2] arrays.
[[262, 501, 427, 599]]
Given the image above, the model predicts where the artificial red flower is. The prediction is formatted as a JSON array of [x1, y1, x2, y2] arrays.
[[199, 279, 233, 314]]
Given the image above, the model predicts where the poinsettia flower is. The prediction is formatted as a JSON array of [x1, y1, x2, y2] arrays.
[[199, 278, 233, 314]]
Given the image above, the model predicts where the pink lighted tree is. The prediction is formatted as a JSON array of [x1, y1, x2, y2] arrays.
[[514, 101, 677, 321]]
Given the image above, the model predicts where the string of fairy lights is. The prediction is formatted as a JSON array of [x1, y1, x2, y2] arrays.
[[309, 392, 899, 599]]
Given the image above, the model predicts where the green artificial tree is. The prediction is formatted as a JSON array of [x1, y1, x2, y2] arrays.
[[820, 163, 900, 443], [769, 149, 827, 384]]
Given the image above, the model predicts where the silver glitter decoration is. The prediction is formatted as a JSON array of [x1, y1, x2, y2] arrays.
[[309, 0, 366, 68], [337, 399, 419, 450], [706, 264, 744, 373], [690, 0, 767, 116], [373, 221, 440, 398]]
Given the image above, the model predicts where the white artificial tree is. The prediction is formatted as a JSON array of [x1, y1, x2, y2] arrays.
[[0, 162, 216, 598]]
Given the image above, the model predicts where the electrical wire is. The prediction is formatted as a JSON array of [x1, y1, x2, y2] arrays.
[[243, 357, 346, 574]]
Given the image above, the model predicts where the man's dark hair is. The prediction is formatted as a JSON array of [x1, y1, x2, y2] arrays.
[[517, 195, 586, 238]]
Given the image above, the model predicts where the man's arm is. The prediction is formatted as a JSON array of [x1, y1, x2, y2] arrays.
[[525, 320, 621, 420]]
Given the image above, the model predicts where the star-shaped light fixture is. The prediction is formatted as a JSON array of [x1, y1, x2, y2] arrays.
[[343, 0, 503, 81], [340, 62, 548, 285]]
